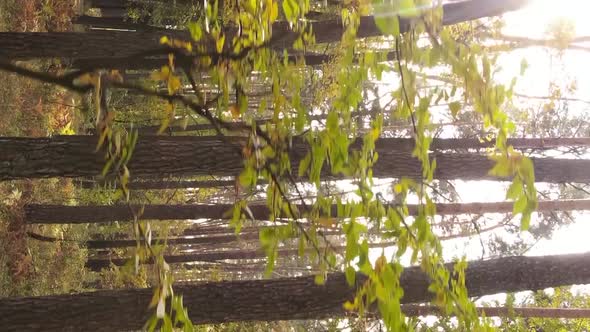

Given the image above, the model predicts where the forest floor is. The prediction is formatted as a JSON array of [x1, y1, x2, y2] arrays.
[[0, 0, 87, 296], [0, 0, 74, 32]]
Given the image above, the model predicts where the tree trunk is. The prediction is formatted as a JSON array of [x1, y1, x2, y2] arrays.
[[0, 0, 528, 60], [85, 242, 396, 270], [402, 304, 590, 319], [85, 247, 277, 270], [87, 0, 126, 8], [73, 15, 164, 32], [0, 30, 179, 60], [77, 178, 240, 190], [2, 136, 590, 182], [29, 228, 343, 249], [1, 252, 589, 331], [24, 199, 590, 224], [28, 231, 261, 249]]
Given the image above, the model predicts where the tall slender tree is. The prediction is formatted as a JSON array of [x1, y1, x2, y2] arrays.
[[2, 136, 589, 181], [1, 252, 589, 331]]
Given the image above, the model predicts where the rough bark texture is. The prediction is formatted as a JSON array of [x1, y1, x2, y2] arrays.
[[85, 242, 390, 270], [1, 252, 590, 331], [402, 304, 590, 318], [78, 179, 240, 190], [0, 0, 528, 60], [27, 231, 261, 249], [73, 15, 165, 32], [85, 247, 295, 270], [25, 199, 590, 224], [3, 136, 590, 182]]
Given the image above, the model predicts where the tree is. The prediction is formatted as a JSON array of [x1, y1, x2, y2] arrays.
[[2, 136, 590, 181], [0, 0, 528, 60], [1, 252, 590, 331], [0, 0, 569, 329], [24, 199, 590, 224]]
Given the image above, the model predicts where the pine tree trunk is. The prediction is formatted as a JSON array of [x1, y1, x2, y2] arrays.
[[77, 178, 239, 190], [28, 231, 260, 249], [1, 252, 589, 331], [85, 247, 291, 270], [86, 0, 126, 8], [402, 304, 590, 319], [24, 199, 590, 224], [73, 15, 164, 32], [0, 0, 527, 60], [2, 136, 590, 182]]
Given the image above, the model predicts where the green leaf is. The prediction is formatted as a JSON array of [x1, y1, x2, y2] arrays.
[[399, 0, 419, 17], [298, 152, 311, 177], [187, 22, 202, 41], [506, 177, 523, 200], [298, 236, 306, 257], [520, 212, 531, 231], [259, 228, 275, 246], [215, 34, 225, 53], [239, 167, 254, 187], [144, 315, 158, 332], [449, 101, 461, 118], [345, 266, 356, 285], [520, 58, 529, 75], [375, 15, 400, 36], [315, 273, 325, 285], [282, 0, 297, 23], [513, 195, 527, 215]]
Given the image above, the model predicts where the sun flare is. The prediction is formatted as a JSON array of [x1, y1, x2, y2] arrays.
[[504, 0, 590, 37]]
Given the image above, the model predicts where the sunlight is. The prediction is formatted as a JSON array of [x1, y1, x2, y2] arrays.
[[504, 0, 590, 37]]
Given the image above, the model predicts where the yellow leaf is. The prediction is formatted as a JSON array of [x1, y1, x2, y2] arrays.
[[168, 53, 175, 68], [374, 255, 387, 273], [157, 118, 170, 135], [109, 70, 123, 83], [270, 1, 279, 21], [167, 75, 181, 94], [229, 103, 241, 119], [95, 128, 109, 151], [158, 103, 175, 134], [149, 288, 160, 308], [316, 217, 337, 228], [74, 73, 98, 86], [151, 67, 169, 81], [343, 301, 356, 311], [216, 35, 226, 53], [160, 36, 169, 45]]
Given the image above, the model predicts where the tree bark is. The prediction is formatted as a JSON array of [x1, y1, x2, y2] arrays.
[[29, 231, 261, 249], [0, 0, 528, 60], [86, 0, 126, 8], [24, 199, 590, 224], [85, 242, 398, 270], [402, 304, 590, 319], [2, 136, 590, 182], [77, 178, 240, 190], [73, 15, 165, 32], [1, 252, 589, 331], [85, 247, 282, 270]]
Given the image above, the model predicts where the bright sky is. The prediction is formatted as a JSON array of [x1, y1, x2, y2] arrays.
[[375, 0, 590, 260], [361, 0, 590, 264], [484, 0, 590, 258]]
